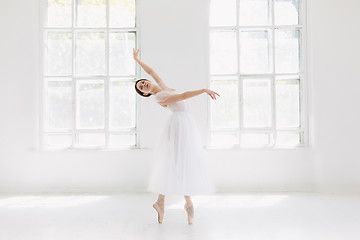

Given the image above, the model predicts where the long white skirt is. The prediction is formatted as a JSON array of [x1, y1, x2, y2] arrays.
[[147, 111, 216, 196]]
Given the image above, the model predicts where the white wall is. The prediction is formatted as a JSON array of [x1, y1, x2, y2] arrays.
[[308, 0, 360, 193], [0, 0, 358, 194]]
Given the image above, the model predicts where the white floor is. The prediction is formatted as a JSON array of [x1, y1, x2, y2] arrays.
[[1, 192, 360, 240]]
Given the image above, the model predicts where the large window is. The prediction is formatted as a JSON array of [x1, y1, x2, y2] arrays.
[[41, 0, 138, 150], [209, 0, 306, 148]]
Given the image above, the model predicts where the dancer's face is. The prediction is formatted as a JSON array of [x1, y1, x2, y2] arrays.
[[136, 79, 152, 96]]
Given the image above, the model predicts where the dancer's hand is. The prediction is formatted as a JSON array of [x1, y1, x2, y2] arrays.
[[133, 48, 139, 60], [204, 89, 220, 100]]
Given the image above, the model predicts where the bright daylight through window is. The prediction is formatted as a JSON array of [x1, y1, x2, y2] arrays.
[[41, 0, 137, 150], [209, 0, 306, 149]]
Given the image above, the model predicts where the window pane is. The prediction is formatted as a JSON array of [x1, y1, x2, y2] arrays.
[[43, 0, 138, 149], [240, 30, 272, 74], [109, 80, 136, 129], [209, 0, 236, 27], [275, 29, 300, 73], [75, 32, 106, 76], [210, 80, 239, 129], [46, 0, 72, 27], [210, 31, 238, 74], [208, 0, 304, 149], [77, 133, 106, 147], [76, 80, 104, 129], [46, 32, 72, 76], [110, 0, 136, 28], [243, 79, 272, 128], [239, 0, 270, 26], [77, 0, 106, 27], [109, 32, 136, 76], [276, 132, 301, 147], [274, 0, 299, 25], [210, 132, 239, 148], [109, 133, 136, 147], [241, 133, 270, 147], [276, 78, 300, 128], [46, 79, 72, 130], [46, 134, 72, 147]]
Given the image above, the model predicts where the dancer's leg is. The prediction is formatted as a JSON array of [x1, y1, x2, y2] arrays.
[[153, 194, 165, 223], [156, 194, 165, 209], [184, 195, 194, 224], [184, 195, 193, 206]]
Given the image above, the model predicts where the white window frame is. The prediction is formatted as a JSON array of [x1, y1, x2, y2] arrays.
[[207, 0, 308, 149], [39, 0, 141, 151]]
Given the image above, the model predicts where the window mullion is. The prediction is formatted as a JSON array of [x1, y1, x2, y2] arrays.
[[301, 0, 308, 146], [41, 29, 46, 149], [105, 0, 110, 147], [71, 0, 76, 148], [239, 76, 243, 144], [236, 0, 242, 147], [270, 0, 276, 146]]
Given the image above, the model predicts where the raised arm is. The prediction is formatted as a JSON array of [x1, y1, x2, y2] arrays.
[[133, 48, 174, 91]]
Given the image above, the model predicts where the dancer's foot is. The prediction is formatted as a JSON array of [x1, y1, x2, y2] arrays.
[[153, 200, 164, 223], [184, 203, 194, 224]]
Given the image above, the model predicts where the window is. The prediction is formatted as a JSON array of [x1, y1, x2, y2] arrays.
[[209, 0, 306, 148], [41, 0, 138, 150]]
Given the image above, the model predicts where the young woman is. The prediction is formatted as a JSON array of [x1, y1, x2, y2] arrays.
[[133, 48, 220, 224]]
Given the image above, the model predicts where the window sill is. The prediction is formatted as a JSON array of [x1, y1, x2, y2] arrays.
[[205, 144, 308, 151], [33, 145, 149, 152]]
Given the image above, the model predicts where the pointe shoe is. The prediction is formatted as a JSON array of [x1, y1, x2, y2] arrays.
[[184, 203, 194, 225], [153, 202, 164, 224]]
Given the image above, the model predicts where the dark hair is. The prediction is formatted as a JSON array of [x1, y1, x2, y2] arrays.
[[135, 79, 152, 97]]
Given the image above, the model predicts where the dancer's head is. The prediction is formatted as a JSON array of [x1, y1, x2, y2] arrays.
[[135, 79, 153, 97]]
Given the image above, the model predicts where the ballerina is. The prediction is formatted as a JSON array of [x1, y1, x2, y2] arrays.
[[133, 48, 220, 224]]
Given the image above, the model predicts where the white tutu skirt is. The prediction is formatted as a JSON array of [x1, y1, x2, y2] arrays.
[[147, 111, 216, 196]]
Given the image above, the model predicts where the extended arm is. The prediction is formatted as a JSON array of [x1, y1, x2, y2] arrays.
[[158, 89, 220, 105]]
